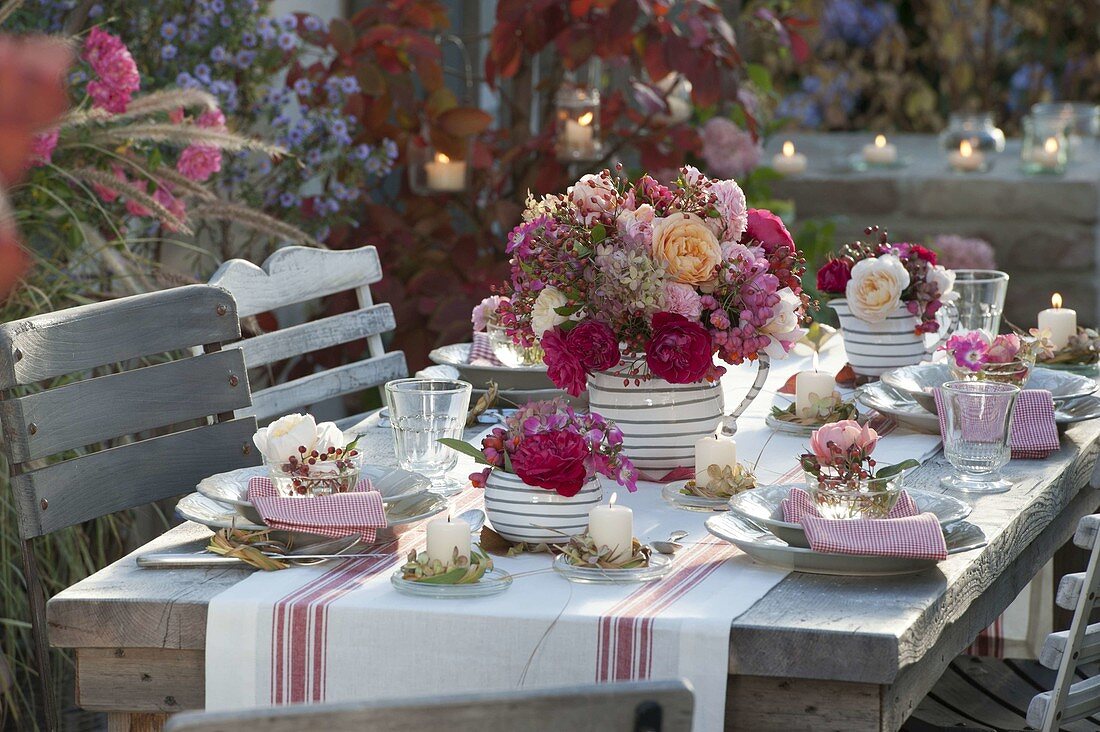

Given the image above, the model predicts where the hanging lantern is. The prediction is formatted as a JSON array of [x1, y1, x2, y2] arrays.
[[555, 79, 602, 162], [408, 34, 475, 195]]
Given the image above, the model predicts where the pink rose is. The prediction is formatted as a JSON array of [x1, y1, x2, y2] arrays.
[[816, 258, 852, 294], [569, 172, 618, 226], [542, 328, 587, 397], [177, 144, 222, 181], [645, 311, 714, 384], [566, 320, 620, 372], [809, 420, 878, 466], [197, 108, 227, 130], [512, 430, 589, 497], [985, 333, 1021, 364], [471, 295, 507, 332], [615, 203, 655, 248], [708, 178, 748, 243], [744, 209, 794, 255], [663, 282, 703, 320]]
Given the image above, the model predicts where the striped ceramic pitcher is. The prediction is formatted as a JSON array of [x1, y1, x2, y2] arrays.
[[830, 298, 954, 378], [483, 471, 602, 544], [587, 370, 724, 474]]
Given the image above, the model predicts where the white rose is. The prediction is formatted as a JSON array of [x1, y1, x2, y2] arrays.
[[314, 421, 348, 454], [927, 264, 958, 303], [569, 173, 618, 226], [762, 287, 807, 359], [253, 413, 319, 465], [844, 254, 911, 323], [531, 286, 570, 336]]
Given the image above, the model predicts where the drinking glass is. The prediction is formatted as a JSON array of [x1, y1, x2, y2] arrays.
[[940, 380, 1019, 494], [384, 378, 472, 496], [951, 270, 1009, 335]]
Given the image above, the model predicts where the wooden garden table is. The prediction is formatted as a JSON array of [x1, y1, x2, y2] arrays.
[[47, 413, 1100, 732]]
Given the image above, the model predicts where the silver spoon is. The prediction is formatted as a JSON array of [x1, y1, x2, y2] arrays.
[[458, 508, 486, 534], [651, 530, 689, 555]]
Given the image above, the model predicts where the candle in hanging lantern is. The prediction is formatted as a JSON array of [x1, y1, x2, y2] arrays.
[[862, 134, 897, 165], [556, 80, 602, 161], [424, 152, 467, 192], [588, 493, 633, 563], [772, 140, 808, 175], [563, 111, 595, 156], [1037, 293, 1076, 350], [948, 139, 985, 172]]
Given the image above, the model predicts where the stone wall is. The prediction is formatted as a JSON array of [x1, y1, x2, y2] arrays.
[[768, 133, 1100, 328]]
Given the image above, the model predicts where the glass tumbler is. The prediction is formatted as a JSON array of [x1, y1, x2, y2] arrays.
[[384, 378, 472, 496], [940, 380, 1019, 494], [951, 270, 1009, 336]]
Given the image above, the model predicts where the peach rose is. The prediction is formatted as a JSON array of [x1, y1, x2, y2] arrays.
[[650, 212, 722, 285], [844, 254, 911, 323]]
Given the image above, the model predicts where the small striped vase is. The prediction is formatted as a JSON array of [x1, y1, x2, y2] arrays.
[[587, 370, 725, 474], [483, 471, 602, 545], [830, 299, 930, 378]]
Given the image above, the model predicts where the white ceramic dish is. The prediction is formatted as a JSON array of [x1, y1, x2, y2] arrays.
[[880, 363, 1097, 414], [725, 483, 972, 549], [428, 343, 554, 391], [706, 512, 986, 576], [197, 465, 431, 524]]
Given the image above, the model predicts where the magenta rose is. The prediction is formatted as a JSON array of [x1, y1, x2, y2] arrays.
[[645, 312, 714, 384], [908, 244, 938, 265], [816, 258, 852, 294], [566, 320, 620, 371], [744, 208, 794, 254], [512, 430, 589, 497], [542, 328, 587, 397]]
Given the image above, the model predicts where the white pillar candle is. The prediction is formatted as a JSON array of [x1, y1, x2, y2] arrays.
[[862, 134, 897, 165], [1038, 292, 1077, 350], [425, 515, 471, 565], [588, 492, 633, 563], [694, 433, 737, 486], [425, 153, 466, 192], [772, 140, 807, 175], [795, 370, 836, 418], [562, 112, 595, 154], [948, 140, 984, 172]]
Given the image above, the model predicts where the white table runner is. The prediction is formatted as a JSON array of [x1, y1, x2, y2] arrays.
[[205, 341, 941, 731]]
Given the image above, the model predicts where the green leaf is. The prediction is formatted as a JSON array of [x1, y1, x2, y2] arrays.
[[437, 438, 492, 465], [875, 459, 921, 480], [415, 567, 470, 584], [746, 63, 774, 94], [591, 223, 606, 243]]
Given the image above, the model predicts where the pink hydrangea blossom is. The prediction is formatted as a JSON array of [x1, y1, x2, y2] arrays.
[[700, 117, 762, 180], [177, 144, 222, 181], [930, 234, 997, 270], [29, 129, 59, 166], [82, 28, 140, 114], [663, 281, 703, 320]]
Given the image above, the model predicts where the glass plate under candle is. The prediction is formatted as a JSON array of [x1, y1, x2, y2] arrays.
[[764, 412, 822, 436], [390, 568, 513, 599], [660, 481, 732, 512], [553, 552, 673, 584]]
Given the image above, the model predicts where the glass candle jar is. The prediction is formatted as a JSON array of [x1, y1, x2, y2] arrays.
[[1032, 102, 1099, 160], [1021, 115, 1068, 175], [939, 112, 1006, 155], [555, 83, 602, 162], [407, 133, 470, 195]]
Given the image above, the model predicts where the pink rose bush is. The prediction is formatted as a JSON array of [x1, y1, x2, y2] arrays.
[[82, 28, 139, 114], [498, 168, 809, 395], [700, 117, 762, 179], [801, 419, 916, 488], [446, 399, 638, 498], [816, 228, 956, 335]]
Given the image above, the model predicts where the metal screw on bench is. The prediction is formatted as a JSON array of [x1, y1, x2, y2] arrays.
[[229, 375, 239, 387], [216, 304, 227, 316]]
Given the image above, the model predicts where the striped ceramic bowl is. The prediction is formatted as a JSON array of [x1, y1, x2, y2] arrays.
[[483, 471, 602, 544]]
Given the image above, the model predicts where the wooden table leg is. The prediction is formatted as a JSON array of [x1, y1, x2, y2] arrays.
[[106, 712, 168, 732]]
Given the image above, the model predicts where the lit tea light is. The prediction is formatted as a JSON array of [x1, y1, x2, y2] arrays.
[[948, 139, 985, 172], [424, 152, 467, 192], [862, 134, 897, 165], [772, 140, 807, 175], [1028, 136, 1062, 168], [1037, 292, 1076, 350]]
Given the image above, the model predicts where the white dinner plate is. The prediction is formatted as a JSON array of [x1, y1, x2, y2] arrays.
[[428, 343, 555, 391], [706, 512, 986, 576], [880, 363, 1097, 414], [725, 483, 972, 549]]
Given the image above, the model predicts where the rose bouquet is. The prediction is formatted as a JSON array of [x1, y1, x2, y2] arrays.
[[442, 399, 638, 497], [816, 227, 957, 334], [497, 167, 809, 396]]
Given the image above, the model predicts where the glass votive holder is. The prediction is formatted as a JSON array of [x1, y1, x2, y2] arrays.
[[1032, 102, 1100, 159], [407, 134, 470, 195], [1021, 115, 1068, 175], [939, 112, 1006, 154], [555, 83, 602, 162]]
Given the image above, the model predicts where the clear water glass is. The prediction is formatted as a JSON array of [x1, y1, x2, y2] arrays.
[[951, 270, 1009, 335], [384, 378, 472, 496], [940, 380, 1019, 494]]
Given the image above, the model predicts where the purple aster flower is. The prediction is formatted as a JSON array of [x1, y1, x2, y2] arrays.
[[303, 14, 323, 32], [277, 32, 298, 51], [235, 50, 255, 67], [241, 31, 257, 48], [210, 45, 228, 63], [382, 139, 398, 160], [256, 158, 272, 175], [353, 144, 372, 161], [193, 63, 212, 84], [306, 149, 323, 167], [293, 78, 313, 96], [220, 15, 232, 28], [161, 45, 177, 61], [210, 0, 225, 12], [160, 21, 179, 39], [339, 76, 359, 94], [88, 4, 103, 18], [279, 192, 298, 208], [176, 72, 199, 89], [277, 14, 298, 31]]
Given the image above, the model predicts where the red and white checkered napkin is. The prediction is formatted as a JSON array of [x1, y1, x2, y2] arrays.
[[246, 476, 386, 541], [933, 387, 1060, 459], [469, 332, 505, 366], [782, 487, 947, 560]]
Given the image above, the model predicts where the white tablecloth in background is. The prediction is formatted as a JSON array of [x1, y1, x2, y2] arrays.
[[205, 341, 941, 731]]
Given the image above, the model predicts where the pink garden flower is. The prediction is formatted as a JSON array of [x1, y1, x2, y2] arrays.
[[944, 331, 991, 371], [29, 129, 59, 166], [197, 108, 227, 130], [809, 420, 878, 466], [511, 430, 590, 497], [153, 186, 186, 231], [663, 281, 703, 320], [930, 234, 997, 270], [700, 117, 762, 180], [82, 28, 140, 114], [471, 295, 507, 332], [177, 144, 222, 182], [985, 333, 1022, 364], [569, 172, 619, 227], [542, 328, 587, 397]]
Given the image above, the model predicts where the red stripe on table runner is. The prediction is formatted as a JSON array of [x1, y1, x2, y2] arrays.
[[270, 489, 483, 704]]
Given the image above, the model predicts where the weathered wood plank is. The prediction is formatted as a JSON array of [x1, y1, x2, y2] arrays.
[[14, 418, 260, 538], [725, 676, 880, 732], [79, 648, 204, 713], [0, 285, 239, 388], [107, 713, 169, 732], [248, 352, 406, 421], [207, 246, 382, 317], [165, 680, 694, 732], [1040, 623, 1100, 669], [0, 349, 251, 462], [238, 304, 395, 367]]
